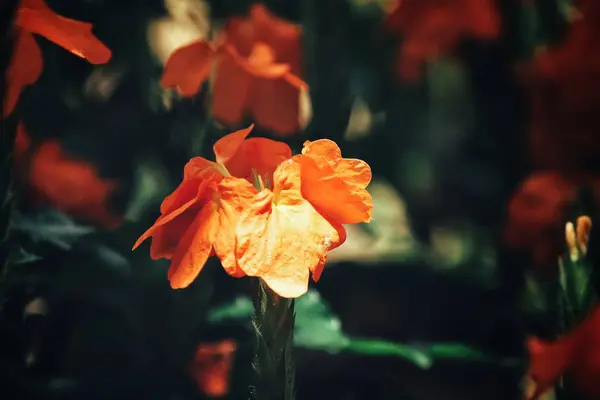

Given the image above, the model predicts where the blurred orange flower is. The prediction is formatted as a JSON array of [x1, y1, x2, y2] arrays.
[[503, 172, 600, 272], [385, 0, 499, 80], [134, 127, 373, 298], [161, 4, 306, 136], [527, 6, 600, 171], [4, 0, 112, 117], [188, 340, 237, 398], [15, 124, 121, 228], [528, 304, 600, 400]]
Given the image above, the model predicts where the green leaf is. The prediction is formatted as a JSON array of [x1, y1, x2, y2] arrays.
[[345, 339, 432, 368], [294, 290, 350, 351], [558, 254, 596, 330], [208, 289, 518, 369], [208, 297, 253, 323], [8, 247, 42, 265], [10, 210, 95, 250]]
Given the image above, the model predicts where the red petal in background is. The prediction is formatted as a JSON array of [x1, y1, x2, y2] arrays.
[[3, 29, 42, 118], [15, 0, 111, 64]]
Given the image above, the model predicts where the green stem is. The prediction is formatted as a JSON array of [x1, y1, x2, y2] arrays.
[[251, 279, 296, 400]]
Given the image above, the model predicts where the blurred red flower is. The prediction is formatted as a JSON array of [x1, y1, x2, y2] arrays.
[[384, 0, 500, 80], [15, 124, 121, 228], [528, 304, 600, 399], [161, 4, 306, 136], [526, 4, 600, 171], [503, 172, 600, 272], [188, 340, 237, 398]]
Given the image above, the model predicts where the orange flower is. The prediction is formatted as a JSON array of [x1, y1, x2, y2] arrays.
[[134, 127, 373, 298], [503, 172, 600, 272], [188, 340, 237, 398], [132, 126, 292, 288], [18, 131, 121, 228], [528, 305, 600, 399], [385, 0, 499, 80], [235, 141, 372, 297], [161, 4, 306, 136], [4, 0, 112, 117], [235, 157, 346, 298]]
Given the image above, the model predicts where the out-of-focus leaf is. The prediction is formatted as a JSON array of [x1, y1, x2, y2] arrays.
[[208, 297, 253, 323], [125, 162, 170, 221], [10, 209, 95, 250], [294, 290, 350, 350], [558, 254, 596, 330], [344, 339, 431, 368], [208, 289, 518, 369], [7, 247, 42, 265]]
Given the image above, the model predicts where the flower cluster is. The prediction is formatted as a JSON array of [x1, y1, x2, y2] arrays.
[[133, 126, 373, 298], [161, 4, 306, 136]]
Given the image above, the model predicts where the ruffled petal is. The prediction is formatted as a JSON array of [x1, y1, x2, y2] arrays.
[[300, 140, 373, 224], [235, 159, 341, 298], [212, 177, 257, 276]]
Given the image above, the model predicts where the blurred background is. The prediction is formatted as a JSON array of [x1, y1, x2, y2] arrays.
[[1, 0, 599, 399]]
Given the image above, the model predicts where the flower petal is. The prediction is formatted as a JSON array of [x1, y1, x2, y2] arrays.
[[161, 157, 221, 215], [161, 40, 214, 97], [300, 140, 373, 224], [133, 181, 206, 254], [28, 141, 121, 228], [249, 4, 303, 76], [249, 73, 305, 135], [4, 30, 43, 118], [212, 177, 257, 276], [149, 207, 198, 260], [235, 160, 341, 298], [211, 45, 252, 128], [528, 335, 579, 399], [234, 138, 292, 182], [168, 202, 216, 289], [16, 0, 111, 64], [213, 125, 254, 167], [215, 131, 292, 182], [134, 159, 222, 257]]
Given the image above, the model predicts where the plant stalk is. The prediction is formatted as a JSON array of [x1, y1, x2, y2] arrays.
[[251, 279, 296, 400]]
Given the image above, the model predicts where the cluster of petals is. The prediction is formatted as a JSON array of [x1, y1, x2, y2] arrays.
[[5, 0, 111, 117], [528, 304, 600, 399], [133, 126, 373, 298], [384, 0, 499, 80], [160, 4, 305, 136]]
